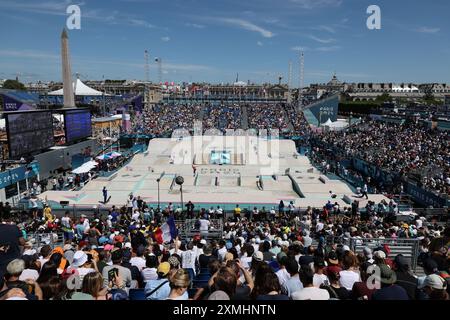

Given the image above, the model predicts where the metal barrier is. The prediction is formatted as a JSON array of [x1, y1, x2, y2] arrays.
[[349, 238, 420, 271], [27, 232, 65, 250], [176, 219, 223, 240]]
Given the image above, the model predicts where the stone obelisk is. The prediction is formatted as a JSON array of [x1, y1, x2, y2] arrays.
[[61, 28, 75, 108]]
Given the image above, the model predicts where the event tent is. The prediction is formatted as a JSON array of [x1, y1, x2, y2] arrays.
[[71, 160, 98, 174], [48, 78, 107, 96]]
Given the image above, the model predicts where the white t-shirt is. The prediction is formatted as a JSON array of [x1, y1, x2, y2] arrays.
[[74, 267, 96, 282], [199, 219, 210, 232], [240, 256, 252, 269], [276, 268, 291, 288], [61, 216, 71, 228], [339, 270, 361, 290], [313, 273, 329, 288], [132, 212, 141, 221], [316, 222, 324, 232], [181, 250, 197, 270], [218, 247, 227, 262], [291, 287, 330, 300], [130, 256, 146, 271], [141, 267, 158, 282]]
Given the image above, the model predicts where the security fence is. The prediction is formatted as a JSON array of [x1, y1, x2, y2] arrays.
[[176, 219, 223, 240]]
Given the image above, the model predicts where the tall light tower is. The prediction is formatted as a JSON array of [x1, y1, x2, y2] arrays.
[[144, 50, 150, 83], [298, 50, 304, 109], [155, 57, 162, 84]]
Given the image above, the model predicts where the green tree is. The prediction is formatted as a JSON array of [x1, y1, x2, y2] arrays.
[[375, 93, 392, 103], [2, 79, 26, 90]]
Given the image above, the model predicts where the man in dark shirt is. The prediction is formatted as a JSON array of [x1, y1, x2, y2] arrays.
[[0, 221, 26, 276], [394, 254, 419, 300]]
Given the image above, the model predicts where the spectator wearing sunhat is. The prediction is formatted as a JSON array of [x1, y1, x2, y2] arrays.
[[69, 251, 95, 282], [372, 264, 409, 300]]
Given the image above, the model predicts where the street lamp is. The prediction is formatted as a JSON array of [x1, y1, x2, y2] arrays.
[[156, 178, 161, 210], [175, 176, 184, 211]]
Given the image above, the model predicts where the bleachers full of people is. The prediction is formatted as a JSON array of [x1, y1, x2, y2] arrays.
[[1, 196, 448, 301]]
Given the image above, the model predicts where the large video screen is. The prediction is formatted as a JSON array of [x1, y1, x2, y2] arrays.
[[64, 109, 92, 143], [5, 110, 54, 159]]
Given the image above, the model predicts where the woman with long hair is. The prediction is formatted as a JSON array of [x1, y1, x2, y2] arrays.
[[254, 270, 289, 300], [82, 271, 108, 300]]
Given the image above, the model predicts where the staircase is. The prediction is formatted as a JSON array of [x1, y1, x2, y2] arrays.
[[241, 104, 249, 130]]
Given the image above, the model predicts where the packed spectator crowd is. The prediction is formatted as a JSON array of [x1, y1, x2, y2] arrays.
[[1, 196, 448, 301], [138, 104, 202, 136], [203, 105, 241, 131], [247, 104, 290, 132], [314, 120, 450, 196]]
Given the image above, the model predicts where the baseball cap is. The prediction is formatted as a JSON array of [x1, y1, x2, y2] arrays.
[[157, 262, 171, 276], [252, 251, 264, 262], [374, 250, 386, 259], [200, 239, 207, 245], [423, 274, 447, 290]]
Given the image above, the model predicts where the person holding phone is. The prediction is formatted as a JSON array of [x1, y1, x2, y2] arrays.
[[101, 249, 132, 290]]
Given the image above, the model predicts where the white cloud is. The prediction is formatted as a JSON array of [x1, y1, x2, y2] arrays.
[[311, 25, 336, 33], [289, 0, 343, 9], [161, 36, 170, 42], [0, 49, 58, 60], [257, 41, 263, 46], [309, 35, 336, 44], [291, 45, 340, 52], [291, 46, 311, 52], [185, 23, 205, 29], [416, 27, 440, 34], [217, 18, 274, 38], [128, 19, 156, 29], [315, 45, 341, 52]]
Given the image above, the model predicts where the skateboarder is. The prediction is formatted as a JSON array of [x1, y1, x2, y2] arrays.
[[102, 186, 108, 204]]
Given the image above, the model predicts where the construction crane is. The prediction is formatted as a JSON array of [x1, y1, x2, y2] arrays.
[[155, 57, 162, 84]]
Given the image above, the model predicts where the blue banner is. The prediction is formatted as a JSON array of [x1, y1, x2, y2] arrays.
[[0, 164, 38, 189], [405, 182, 449, 208]]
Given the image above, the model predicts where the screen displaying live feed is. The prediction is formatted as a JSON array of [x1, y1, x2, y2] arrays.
[[5, 110, 55, 159], [63, 109, 92, 143]]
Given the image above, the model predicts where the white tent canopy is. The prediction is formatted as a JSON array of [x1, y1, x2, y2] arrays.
[[48, 78, 107, 96], [72, 160, 98, 174]]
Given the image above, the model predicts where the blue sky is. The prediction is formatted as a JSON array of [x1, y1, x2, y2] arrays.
[[0, 0, 449, 84]]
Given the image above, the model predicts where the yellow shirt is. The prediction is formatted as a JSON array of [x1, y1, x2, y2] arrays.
[[234, 207, 241, 215], [44, 207, 53, 222]]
